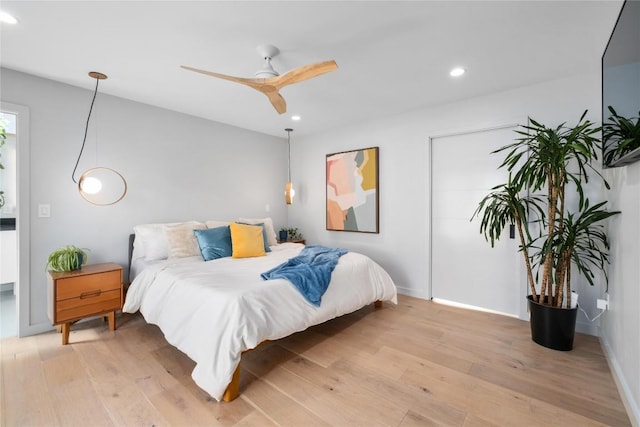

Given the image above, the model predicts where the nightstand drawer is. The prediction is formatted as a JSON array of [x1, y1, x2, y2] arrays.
[[55, 288, 122, 323], [55, 269, 121, 301]]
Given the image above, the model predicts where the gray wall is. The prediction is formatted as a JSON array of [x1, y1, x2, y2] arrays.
[[288, 71, 638, 422], [1, 68, 288, 333], [289, 71, 603, 307], [603, 162, 640, 423]]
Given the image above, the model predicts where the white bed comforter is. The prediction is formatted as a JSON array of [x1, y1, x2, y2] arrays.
[[123, 243, 397, 400]]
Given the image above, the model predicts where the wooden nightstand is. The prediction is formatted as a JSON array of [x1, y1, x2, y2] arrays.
[[278, 239, 306, 245], [47, 263, 123, 345]]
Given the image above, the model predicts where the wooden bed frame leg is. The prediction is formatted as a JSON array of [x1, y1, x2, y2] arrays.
[[374, 300, 382, 308], [222, 363, 241, 402]]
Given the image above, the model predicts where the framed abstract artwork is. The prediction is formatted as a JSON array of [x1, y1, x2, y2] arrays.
[[326, 147, 379, 233]]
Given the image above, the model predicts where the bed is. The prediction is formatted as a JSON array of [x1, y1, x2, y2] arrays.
[[122, 219, 398, 401]]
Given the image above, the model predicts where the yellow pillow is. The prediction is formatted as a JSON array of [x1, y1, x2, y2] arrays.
[[229, 222, 266, 258]]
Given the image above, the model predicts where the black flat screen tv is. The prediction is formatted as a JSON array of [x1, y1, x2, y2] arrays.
[[602, 0, 640, 168]]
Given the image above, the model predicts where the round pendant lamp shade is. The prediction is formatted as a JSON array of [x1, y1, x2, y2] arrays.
[[78, 167, 127, 205], [72, 72, 127, 205]]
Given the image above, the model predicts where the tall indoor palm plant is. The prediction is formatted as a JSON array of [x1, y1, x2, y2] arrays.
[[472, 112, 620, 349]]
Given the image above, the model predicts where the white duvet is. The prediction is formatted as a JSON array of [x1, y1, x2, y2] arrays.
[[123, 243, 397, 400]]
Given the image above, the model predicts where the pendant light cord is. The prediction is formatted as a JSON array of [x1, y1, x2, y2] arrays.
[[72, 77, 100, 184], [286, 128, 293, 182], [287, 130, 291, 182]]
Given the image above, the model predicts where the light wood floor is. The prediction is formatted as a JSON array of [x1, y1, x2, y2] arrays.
[[0, 295, 630, 426]]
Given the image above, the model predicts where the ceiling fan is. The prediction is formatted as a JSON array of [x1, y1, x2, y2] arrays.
[[181, 44, 338, 114]]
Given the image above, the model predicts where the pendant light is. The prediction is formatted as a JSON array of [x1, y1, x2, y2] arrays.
[[72, 72, 127, 205], [285, 128, 295, 204]]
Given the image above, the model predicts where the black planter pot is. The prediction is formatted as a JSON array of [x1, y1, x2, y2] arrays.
[[527, 295, 578, 351]]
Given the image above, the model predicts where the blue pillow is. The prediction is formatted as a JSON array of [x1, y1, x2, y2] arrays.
[[194, 226, 233, 261], [236, 222, 271, 253]]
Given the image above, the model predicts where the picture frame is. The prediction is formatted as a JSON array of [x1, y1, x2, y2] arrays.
[[326, 147, 379, 233]]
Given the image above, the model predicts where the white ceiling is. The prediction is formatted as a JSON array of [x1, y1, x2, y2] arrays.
[[0, 1, 623, 137]]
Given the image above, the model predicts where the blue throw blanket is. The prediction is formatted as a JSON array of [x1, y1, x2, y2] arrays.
[[261, 245, 348, 307]]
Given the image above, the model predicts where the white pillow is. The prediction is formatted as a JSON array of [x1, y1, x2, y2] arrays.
[[238, 217, 277, 246], [205, 220, 231, 229], [131, 233, 145, 261], [166, 222, 206, 258], [133, 221, 204, 261]]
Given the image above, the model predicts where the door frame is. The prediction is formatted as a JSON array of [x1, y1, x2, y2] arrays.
[[427, 121, 529, 320], [1, 101, 35, 337]]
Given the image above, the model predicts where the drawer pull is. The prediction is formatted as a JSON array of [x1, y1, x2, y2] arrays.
[[80, 290, 102, 299]]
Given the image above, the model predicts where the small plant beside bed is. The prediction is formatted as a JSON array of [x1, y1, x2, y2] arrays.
[[279, 227, 302, 242], [286, 227, 301, 241], [47, 245, 88, 272]]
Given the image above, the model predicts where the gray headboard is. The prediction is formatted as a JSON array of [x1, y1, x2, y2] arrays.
[[127, 233, 135, 285]]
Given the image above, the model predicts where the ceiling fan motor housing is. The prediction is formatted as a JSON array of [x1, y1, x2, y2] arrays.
[[255, 44, 281, 78]]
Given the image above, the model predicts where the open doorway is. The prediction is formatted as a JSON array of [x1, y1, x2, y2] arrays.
[[1, 102, 30, 338], [0, 111, 17, 338]]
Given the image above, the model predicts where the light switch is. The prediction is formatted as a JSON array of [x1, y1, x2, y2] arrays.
[[38, 204, 50, 218], [265, 204, 270, 212]]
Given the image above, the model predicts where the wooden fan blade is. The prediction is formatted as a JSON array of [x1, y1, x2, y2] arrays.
[[180, 65, 263, 90], [182, 65, 288, 114], [264, 90, 287, 114], [271, 60, 338, 89]]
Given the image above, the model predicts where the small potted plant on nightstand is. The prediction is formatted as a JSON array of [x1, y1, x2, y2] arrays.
[[287, 227, 301, 241], [47, 245, 88, 272]]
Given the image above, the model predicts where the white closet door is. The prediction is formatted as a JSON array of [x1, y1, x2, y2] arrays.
[[431, 126, 525, 318]]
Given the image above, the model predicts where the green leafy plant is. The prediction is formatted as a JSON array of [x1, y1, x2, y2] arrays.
[[472, 111, 620, 309], [47, 246, 88, 272], [286, 227, 301, 240], [603, 106, 640, 165]]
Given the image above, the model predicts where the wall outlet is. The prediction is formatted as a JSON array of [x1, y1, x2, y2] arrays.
[[597, 296, 609, 310], [38, 204, 50, 218]]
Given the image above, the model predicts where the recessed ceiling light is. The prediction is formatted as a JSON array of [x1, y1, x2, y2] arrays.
[[0, 11, 18, 24], [291, 115, 301, 121], [450, 67, 466, 77]]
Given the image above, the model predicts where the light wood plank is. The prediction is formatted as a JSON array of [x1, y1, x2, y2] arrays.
[[1, 337, 59, 426], [41, 351, 114, 426], [233, 410, 277, 426], [468, 362, 629, 425], [278, 328, 359, 367], [399, 409, 464, 427], [149, 383, 224, 426], [74, 339, 169, 426], [240, 376, 330, 426], [0, 295, 630, 426]]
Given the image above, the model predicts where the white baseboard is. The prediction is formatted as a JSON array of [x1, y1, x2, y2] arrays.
[[600, 335, 640, 426], [19, 322, 54, 338], [575, 320, 599, 336], [432, 298, 520, 319]]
